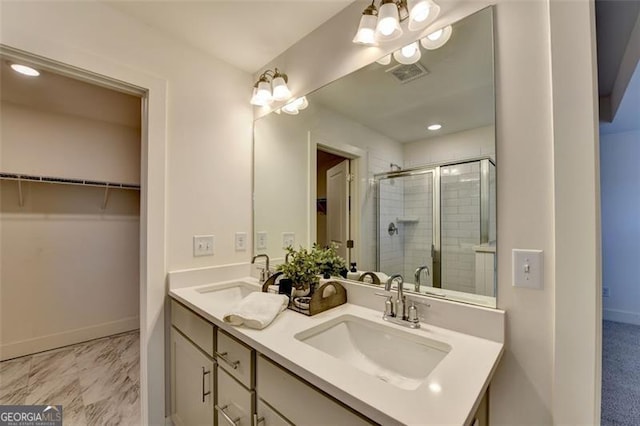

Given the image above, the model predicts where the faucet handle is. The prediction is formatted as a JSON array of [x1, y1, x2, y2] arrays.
[[408, 302, 419, 324]]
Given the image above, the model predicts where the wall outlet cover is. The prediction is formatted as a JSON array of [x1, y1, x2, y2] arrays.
[[256, 232, 268, 250], [282, 232, 295, 249], [235, 232, 247, 251], [193, 235, 214, 257], [512, 249, 543, 289]]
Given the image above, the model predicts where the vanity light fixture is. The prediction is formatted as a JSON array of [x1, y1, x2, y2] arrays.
[[353, 0, 441, 45], [376, 54, 392, 65], [420, 25, 453, 50], [250, 68, 292, 106], [281, 96, 309, 115], [10, 63, 40, 77], [427, 123, 442, 131]]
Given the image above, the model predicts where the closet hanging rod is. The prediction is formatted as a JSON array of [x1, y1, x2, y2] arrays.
[[0, 172, 140, 190]]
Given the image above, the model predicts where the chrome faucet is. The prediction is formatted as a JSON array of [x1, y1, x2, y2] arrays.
[[388, 274, 406, 321], [375, 273, 421, 329], [414, 265, 430, 292], [251, 254, 270, 284]]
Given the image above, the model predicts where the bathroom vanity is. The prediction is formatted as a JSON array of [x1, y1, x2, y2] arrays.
[[168, 278, 504, 426]]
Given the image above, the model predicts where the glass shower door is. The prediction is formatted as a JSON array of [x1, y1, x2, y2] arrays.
[[377, 171, 434, 288]]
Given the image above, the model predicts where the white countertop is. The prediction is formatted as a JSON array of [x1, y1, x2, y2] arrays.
[[170, 278, 504, 426]]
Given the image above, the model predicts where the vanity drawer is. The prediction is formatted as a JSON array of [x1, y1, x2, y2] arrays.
[[217, 329, 254, 388], [256, 399, 293, 426], [257, 355, 373, 426], [171, 300, 215, 357], [216, 367, 254, 426]]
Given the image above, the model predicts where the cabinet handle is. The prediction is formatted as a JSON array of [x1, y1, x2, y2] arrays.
[[215, 404, 240, 426], [253, 414, 265, 425], [215, 351, 240, 370], [201, 367, 211, 403]]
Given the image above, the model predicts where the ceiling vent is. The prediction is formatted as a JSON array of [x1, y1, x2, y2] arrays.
[[386, 62, 429, 84]]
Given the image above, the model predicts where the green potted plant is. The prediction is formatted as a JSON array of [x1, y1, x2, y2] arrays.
[[312, 243, 347, 279], [277, 246, 320, 292]]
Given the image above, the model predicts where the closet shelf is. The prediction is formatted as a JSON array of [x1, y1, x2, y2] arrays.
[[0, 172, 140, 190]]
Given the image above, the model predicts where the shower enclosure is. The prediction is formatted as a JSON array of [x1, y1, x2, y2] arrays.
[[376, 157, 496, 296]]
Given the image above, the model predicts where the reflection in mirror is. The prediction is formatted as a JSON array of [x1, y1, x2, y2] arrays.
[[253, 7, 496, 307]]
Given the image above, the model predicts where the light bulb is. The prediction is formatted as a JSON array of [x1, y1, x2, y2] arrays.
[[428, 29, 443, 41], [11, 64, 40, 77], [408, 0, 439, 31], [375, 1, 402, 41], [393, 42, 422, 65], [427, 123, 442, 131], [421, 25, 453, 50]]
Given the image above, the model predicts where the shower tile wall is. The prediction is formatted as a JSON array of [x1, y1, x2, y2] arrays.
[[378, 177, 404, 275], [441, 163, 481, 293], [402, 175, 433, 284]]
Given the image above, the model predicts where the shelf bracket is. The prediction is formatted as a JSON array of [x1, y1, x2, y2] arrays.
[[17, 178, 24, 207], [101, 186, 110, 210]]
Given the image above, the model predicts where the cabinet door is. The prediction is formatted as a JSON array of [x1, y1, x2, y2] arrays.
[[171, 328, 215, 426], [256, 399, 293, 426], [216, 367, 253, 426]]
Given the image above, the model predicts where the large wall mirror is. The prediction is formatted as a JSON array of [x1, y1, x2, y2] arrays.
[[254, 7, 496, 308]]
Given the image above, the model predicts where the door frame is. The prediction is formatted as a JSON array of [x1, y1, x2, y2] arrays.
[[0, 43, 168, 425]]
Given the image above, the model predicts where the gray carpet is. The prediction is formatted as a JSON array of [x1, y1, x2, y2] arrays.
[[602, 320, 640, 426]]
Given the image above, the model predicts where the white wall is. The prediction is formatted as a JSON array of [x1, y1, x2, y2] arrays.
[[600, 129, 640, 325], [403, 125, 495, 168], [258, 0, 599, 423], [1, 1, 252, 422]]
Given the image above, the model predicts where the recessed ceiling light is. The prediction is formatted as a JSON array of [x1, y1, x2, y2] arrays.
[[427, 124, 442, 131], [10, 64, 40, 77]]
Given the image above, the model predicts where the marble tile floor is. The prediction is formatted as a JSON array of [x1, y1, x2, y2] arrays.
[[0, 330, 140, 426]]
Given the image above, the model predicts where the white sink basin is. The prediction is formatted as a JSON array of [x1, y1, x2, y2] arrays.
[[295, 315, 450, 390], [196, 281, 260, 305]]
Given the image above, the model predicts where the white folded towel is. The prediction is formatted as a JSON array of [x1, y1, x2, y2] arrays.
[[223, 292, 289, 330]]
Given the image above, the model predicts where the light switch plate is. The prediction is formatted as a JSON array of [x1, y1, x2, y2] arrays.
[[512, 249, 543, 289], [256, 232, 268, 250], [282, 232, 295, 249], [193, 235, 214, 257], [235, 232, 247, 251]]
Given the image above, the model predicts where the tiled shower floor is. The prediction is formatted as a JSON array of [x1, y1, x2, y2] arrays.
[[0, 330, 140, 425]]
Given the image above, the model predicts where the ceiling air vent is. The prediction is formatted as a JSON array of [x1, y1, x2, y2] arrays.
[[386, 62, 429, 84]]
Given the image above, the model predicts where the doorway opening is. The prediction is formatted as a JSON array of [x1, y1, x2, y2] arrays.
[[316, 149, 351, 262]]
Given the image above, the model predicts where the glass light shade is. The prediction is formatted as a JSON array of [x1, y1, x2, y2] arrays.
[[295, 96, 309, 110], [250, 86, 266, 106], [376, 54, 392, 65], [393, 41, 422, 65], [408, 0, 440, 31], [375, 2, 402, 41], [272, 76, 291, 101], [256, 80, 273, 104], [10, 64, 40, 77], [353, 14, 378, 45], [282, 103, 300, 115], [420, 25, 453, 50]]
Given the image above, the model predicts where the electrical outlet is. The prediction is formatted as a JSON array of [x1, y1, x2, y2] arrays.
[[235, 232, 247, 251], [603, 287, 610, 297], [282, 232, 295, 249], [256, 232, 268, 250], [193, 235, 214, 257]]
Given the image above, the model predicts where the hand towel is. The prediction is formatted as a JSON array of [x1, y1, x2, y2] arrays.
[[223, 292, 289, 330]]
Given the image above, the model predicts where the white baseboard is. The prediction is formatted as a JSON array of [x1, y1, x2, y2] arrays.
[[604, 308, 640, 326], [0, 316, 139, 361]]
